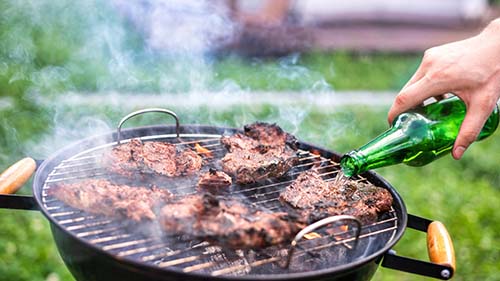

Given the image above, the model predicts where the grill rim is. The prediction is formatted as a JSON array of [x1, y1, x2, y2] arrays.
[[32, 124, 408, 280]]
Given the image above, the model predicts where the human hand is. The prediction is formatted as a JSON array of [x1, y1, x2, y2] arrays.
[[387, 19, 500, 159]]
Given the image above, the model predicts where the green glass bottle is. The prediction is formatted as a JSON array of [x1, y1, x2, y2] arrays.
[[340, 96, 499, 177]]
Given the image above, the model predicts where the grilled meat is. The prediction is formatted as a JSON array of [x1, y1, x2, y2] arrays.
[[241, 122, 297, 147], [49, 179, 173, 221], [221, 122, 298, 184], [280, 170, 393, 224], [197, 169, 232, 193], [142, 140, 178, 176], [160, 193, 303, 248], [102, 139, 202, 178], [103, 138, 146, 178], [176, 149, 204, 176]]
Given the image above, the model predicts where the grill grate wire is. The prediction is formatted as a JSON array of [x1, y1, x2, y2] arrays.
[[41, 134, 398, 276]]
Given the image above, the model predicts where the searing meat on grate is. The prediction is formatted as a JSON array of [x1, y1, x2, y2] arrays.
[[176, 149, 204, 175], [279, 170, 393, 225], [197, 169, 232, 193], [221, 122, 299, 184], [49, 179, 173, 221], [102, 139, 202, 178], [160, 193, 303, 248]]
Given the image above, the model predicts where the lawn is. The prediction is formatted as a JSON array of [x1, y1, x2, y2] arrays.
[[0, 102, 499, 281], [1, 1, 499, 281]]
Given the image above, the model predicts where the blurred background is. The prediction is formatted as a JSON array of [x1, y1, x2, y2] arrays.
[[0, 0, 499, 280]]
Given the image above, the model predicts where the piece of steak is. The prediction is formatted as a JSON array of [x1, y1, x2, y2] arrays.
[[103, 138, 146, 178], [49, 179, 173, 221], [160, 193, 303, 248], [142, 140, 178, 176], [197, 169, 232, 194], [279, 170, 393, 225], [221, 122, 298, 184], [176, 149, 204, 176], [102, 139, 202, 178]]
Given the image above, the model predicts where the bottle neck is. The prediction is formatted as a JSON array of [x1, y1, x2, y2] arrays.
[[340, 150, 367, 177], [340, 126, 412, 176]]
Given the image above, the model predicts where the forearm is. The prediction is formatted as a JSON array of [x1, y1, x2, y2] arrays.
[[485, 18, 500, 31], [480, 18, 500, 44], [472, 19, 500, 81]]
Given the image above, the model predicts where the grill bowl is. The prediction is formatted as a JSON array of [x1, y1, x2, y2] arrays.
[[33, 124, 406, 281]]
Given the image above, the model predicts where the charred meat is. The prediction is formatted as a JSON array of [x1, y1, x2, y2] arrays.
[[197, 169, 232, 193], [280, 170, 393, 224], [222, 122, 298, 153], [160, 193, 303, 248], [221, 122, 298, 184], [102, 139, 202, 178], [176, 149, 204, 175], [49, 179, 173, 221]]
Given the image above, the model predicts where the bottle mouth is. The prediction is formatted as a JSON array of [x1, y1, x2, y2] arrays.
[[340, 151, 365, 177]]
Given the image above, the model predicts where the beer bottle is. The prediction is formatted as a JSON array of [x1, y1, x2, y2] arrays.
[[340, 96, 499, 177]]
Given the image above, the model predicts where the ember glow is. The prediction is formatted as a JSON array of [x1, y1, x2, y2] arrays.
[[304, 232, 322, 240], [194, 143, 214, 158]]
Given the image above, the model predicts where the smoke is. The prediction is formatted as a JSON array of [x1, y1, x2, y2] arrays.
[[0, 3, 356, 278], [0, 0, 342, 158], [113, 0, 236, 54], [31, 114, 113, 158], [0, 0, 232, 98]]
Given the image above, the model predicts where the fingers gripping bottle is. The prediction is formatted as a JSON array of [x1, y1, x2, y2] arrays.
[[340, 96, 499, 177]]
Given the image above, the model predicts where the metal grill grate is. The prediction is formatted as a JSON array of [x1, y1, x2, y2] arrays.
[[41, 133, 398, 276]]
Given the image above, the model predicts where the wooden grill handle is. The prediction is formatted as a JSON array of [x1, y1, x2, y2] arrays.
[[0, 158, 37, 194], [427, 221, 456, 272]]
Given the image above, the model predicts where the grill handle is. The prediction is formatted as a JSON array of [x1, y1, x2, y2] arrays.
[[381, 214, 455, 280], [0, 157, 38, 210], [0, 158, 36, 195], [428, 221, 456, 273], [117, 108, 180, 144], [284, 215, 361, 268]]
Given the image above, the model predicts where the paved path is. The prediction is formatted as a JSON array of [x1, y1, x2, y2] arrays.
[[37, 91, 398, 109], [311, 24, 484, 52], [305, 6, 500, 52]]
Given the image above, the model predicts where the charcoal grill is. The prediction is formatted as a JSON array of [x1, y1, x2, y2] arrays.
[[0, 108, 455, 281]]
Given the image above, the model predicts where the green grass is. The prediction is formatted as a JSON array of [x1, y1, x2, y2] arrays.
[[211, 52, 420, 91], [0, 0, 421, 97], [0, 102, 499, 281]]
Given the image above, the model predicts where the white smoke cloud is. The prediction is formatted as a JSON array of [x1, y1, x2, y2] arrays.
[[112, 0, 237, 54]]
